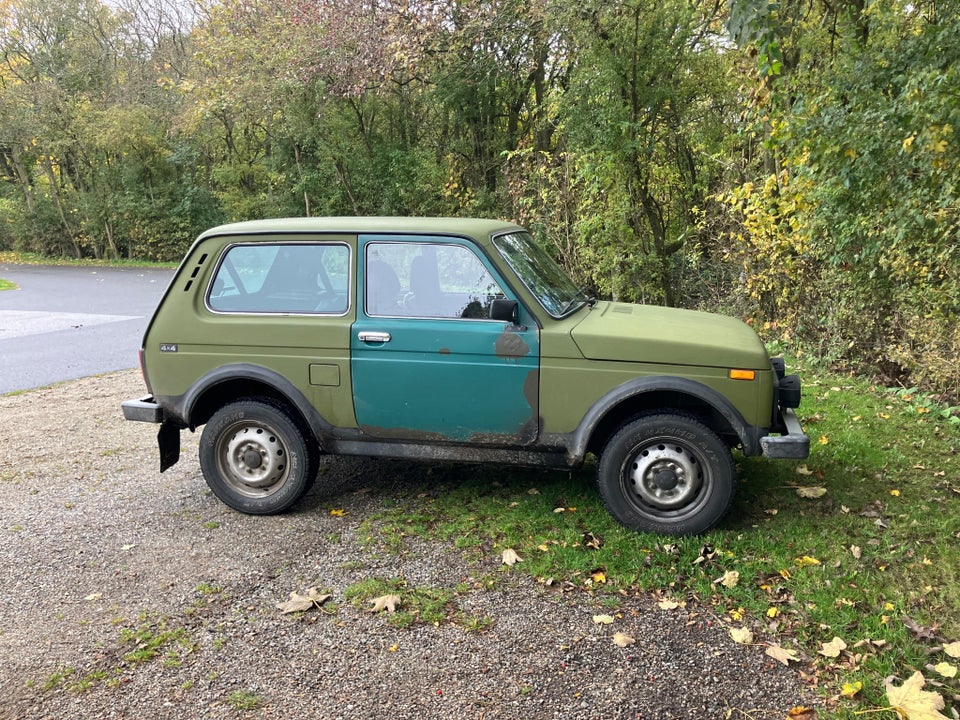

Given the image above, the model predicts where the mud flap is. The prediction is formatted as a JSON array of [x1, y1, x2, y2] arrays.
[[158, 422, 181, 472]]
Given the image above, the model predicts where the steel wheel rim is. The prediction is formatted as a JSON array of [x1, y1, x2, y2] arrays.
[[215, 420, 290, 498], [623, 438, 708, 515]]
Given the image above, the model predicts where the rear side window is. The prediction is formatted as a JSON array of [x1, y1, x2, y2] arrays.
[[208, 243, 350, 315]]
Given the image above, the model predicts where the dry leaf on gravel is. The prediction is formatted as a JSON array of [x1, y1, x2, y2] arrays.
[[884, 671, 950, 720], [658, 598, 682, 610], [612, 632, 635, 648], [786, 707, 816, 720], [368, 594, 402, 613], [765, 644, 801, 666], [276, 588, 332, 614], [730, 627, 753, 645], [593, 614, 615, 625]]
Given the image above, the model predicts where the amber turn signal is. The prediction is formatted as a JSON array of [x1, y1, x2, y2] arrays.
[[729, 369, 756, 381]]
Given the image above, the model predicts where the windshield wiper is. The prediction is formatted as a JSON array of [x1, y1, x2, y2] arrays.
[[559, 287, 597, 316]]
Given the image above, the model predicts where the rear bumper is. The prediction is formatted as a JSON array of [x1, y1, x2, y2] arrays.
[[122, 396, 163, 423], [122, 397, 181, 471], [760, 408, 810, 459]]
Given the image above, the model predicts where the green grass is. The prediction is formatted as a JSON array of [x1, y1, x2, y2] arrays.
[[118, 616, 194, 665], [356, 361, 960, 717], [0, 250, 176, 268], [228, 691, 263, 711], [0, 278, 16, 291]]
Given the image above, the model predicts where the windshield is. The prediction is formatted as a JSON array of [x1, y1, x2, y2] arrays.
[[493, 231, 583, 318]]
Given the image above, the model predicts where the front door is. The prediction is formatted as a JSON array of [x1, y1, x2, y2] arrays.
[[351, 235, 539, 445]]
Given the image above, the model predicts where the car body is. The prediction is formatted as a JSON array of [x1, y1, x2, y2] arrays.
[[123, 217, 808, 535]]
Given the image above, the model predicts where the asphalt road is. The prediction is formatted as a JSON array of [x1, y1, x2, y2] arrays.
[[0, 264, 175, 394]]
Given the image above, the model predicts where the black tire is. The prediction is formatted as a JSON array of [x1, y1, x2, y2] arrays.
[[199, 399, 318, 515], [597, 414, 736, 536]]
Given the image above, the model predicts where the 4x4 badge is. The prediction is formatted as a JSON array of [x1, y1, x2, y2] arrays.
[[159, 343, 178, 353]]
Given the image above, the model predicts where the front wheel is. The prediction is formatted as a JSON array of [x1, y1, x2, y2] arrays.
[[597, 414, 735, 536], [199, 399, 318, 515]]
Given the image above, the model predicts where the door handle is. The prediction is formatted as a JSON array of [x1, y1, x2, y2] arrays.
[[358, 331, 391, 343]]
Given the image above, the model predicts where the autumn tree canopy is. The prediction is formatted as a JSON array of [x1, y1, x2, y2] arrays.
[[0, 0, 957, 394]]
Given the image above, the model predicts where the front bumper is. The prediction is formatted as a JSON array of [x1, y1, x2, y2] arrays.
[[122, 396, 163, 423], [760, 408, 810, 459]]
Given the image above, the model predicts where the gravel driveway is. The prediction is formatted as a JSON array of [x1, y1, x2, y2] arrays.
[[0, 371, 813, 719]]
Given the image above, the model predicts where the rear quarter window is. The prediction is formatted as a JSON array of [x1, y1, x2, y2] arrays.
[[207, 242, 350, 315]]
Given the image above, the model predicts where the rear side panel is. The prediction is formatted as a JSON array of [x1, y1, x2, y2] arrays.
[[143, 233, 358, 428]]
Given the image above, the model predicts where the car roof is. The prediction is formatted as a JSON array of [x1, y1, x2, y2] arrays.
[[198, 217, 525, 245]]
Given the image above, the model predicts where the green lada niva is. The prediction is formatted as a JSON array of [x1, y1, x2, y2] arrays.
[[122, 217, 808, 535]]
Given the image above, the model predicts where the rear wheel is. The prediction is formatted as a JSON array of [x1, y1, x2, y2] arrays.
[[199, 399, 318, 515], [597, 414, 735, 535]]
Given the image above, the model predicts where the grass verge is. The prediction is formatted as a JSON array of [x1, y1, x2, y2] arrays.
[[356, 361, 960, 717], [0, 250, 176, 268]]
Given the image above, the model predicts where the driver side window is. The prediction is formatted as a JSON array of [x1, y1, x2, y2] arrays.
[[365, 242, 505, 319]]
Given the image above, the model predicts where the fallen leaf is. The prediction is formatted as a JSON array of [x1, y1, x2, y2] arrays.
[[692, 544, 716, 565], [612, 632, 635, 648], [796, 465, 815, 476], [714, 570, 740, 588], [904, 617, 942, 643], [850, 545, 862, 560], [84, 592, 103, 601], [841, 681, 862, 699], [368, 594, 402, 613], [730, 627, 753, 645], [583, 532, 603, 550], [943, 641, 960, 658], [797, 486, 828, 499], [765, 644, 801, 666], [818, 435, 829, 445], [277, 588, 332, 614], [329, 508, 348, 516], [885, 671, 950, 720], [787, 707, 816, 720], [121, 543, 137, 551], [590, 569, 607, 584], [501, 548, 522, 566], [818, 636, 847, 658], [932, 662, 957, 678], [593, 614, 615, 625], [658, 599, 681, 610], [795, 555, 821, 568], [767, 607, 781, 619]]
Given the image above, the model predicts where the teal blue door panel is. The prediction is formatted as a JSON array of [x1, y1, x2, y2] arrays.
[[351, 235, 540, 445]]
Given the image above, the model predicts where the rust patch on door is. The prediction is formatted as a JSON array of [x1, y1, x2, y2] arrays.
[[438, 347, 451, 355], [495, 329, 530, 361]]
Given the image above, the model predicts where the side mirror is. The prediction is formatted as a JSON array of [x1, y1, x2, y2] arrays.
[[490, 298, 519, 324]]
